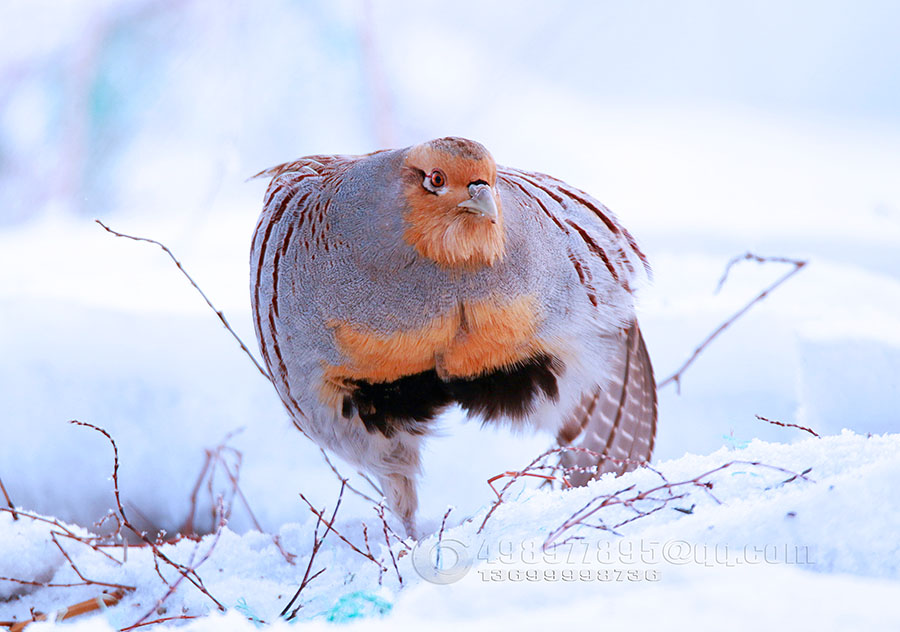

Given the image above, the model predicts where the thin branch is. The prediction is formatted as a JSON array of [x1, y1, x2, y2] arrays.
[[0, 507, 120, 566], [281, 515, 325, 620], [476, 446, 645, 534], [220, 459, 296, 564], [0, 475, 17, 520], [181, 431, 296, 564], [660, 253, 807, 392], [487, 471, 570, 499], [357, 471, 385, 499], [542, 459, 814, 550], [437, 507, 453, 545], [0, 577, 98, 589], [70, 420, 226, 612], [96, 220, 381, 509], [128, 498, 227, 631], [360, 524, 383, 586], [282, 481, 348, 621], [49, 532, 134, 592], [755, 414, 820, 438], [375, 504, 402, 585], [317, 449, 380, 505], [715, 252, 805, 293], [296, 490, 386, 570], [182, 450, 214, 537], [433, 507, 454, 571], [95, 219, 271, 382]]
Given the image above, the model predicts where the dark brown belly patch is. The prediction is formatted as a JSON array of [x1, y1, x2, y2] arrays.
[[345, 353, 563, 437]]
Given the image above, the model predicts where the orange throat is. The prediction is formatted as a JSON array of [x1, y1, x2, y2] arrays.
[[403, 197, 505, 268]]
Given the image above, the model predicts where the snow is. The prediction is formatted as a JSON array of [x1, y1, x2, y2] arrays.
[[2, 0, 900, 629], [2, 433, 900, 630]]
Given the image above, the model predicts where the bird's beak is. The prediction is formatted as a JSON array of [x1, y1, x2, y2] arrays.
[[457, 184, 499, 223]]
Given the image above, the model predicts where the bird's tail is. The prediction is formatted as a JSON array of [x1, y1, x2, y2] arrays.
[[557, 323, 657, 486]]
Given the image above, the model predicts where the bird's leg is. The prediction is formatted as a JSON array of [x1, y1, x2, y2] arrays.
[[377, 472, 419, 540]]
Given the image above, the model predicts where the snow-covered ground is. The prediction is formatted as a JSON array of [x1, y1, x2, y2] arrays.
[[2, 1, 899, 629], [2, 433, 899, 631]]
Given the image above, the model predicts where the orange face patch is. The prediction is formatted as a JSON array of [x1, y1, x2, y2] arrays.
[[322, 295, 544, 397], [402, 142, 505, 268]]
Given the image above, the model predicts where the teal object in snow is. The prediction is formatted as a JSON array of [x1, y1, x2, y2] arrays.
[[322, 591, 393, 623], [234, 598, 265, 628], [722, 433, 750, 450]]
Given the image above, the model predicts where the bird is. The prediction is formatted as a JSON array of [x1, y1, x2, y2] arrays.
[[250, 137, 656, 537]]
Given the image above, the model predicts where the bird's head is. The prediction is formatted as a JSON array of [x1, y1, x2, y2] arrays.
[[402, 137, 504, 268]]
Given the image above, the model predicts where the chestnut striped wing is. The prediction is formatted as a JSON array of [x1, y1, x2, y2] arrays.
[[250, 155, 352, 429], [498, 167, 657, 480], [558, 324, 657, 484]]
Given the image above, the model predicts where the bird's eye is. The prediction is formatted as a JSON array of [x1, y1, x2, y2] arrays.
[[429, 170, 446, 188]]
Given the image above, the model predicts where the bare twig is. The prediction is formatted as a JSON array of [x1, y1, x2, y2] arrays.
[[128, 497, 228, 631], [371, 506, 412, 552], [375, 504, 402, 585], [715, 252, 805, 293], [542, 459, 814, 550], [96, 220, 383, 509], [180, 432, 296, 564], [477, 446, 646, 534], [779, 467, 813, 486], [0, 577, 100, 590], [296, 489, 386, 571], [0, 507, 119, 566], [755, 415, 821, 438], [3, 421, 252, 629], [49, 532, 134, 592], [70, 420, 226, 612], [220, 459, 296, 564], [282, 482, 349, 621], [317, 449, 381, 505], [433, 507, 454, 571], [357, 471, 385, 498], [437, 507, 453, 545], [487, 471, 570, 499], [95, 219, 271, 381], [660, 252, 807, 392], [182, 446, 216, 537], [0, 475, 17, 520]]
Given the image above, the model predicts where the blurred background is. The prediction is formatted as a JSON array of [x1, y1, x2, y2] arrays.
[[1, 0, 898, 536]]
